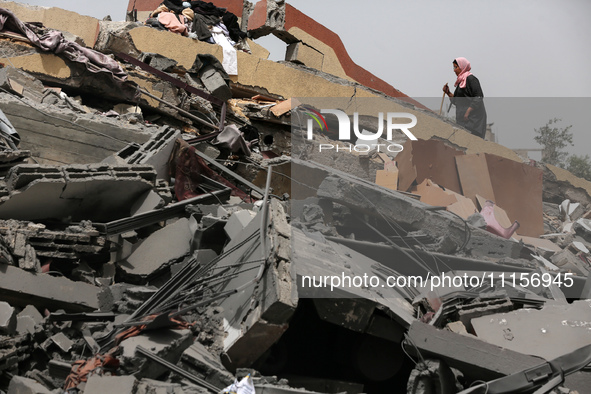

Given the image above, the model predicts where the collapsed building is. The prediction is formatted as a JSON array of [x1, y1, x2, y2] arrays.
[[0, 0, 589, 393]]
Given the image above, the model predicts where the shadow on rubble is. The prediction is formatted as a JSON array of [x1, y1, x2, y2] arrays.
[[253, 299, 414, 394]]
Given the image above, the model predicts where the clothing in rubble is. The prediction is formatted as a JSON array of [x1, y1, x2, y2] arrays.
[[191, 12, 220, 41], [189, 1, 225, 17], [188, 1, 245, 42], [158, 12, 189, 35], [211, 23, 237, 75], [222, 12, 247, 42], [162, 0, 185, 14], [188, 53, 230, 82], [445, 57, 487, 139], [0, 8, 128, 82]]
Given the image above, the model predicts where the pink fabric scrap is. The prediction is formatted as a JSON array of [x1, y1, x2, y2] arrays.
[[158, 12, 188, 35]]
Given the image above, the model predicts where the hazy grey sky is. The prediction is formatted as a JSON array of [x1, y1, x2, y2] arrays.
[[14, 0, 591, 155]]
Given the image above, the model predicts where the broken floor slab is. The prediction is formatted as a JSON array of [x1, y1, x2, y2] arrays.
[[0, 66, 46, 102], [84, 374, 138, 394], [293, 229, 416, 327], [136, 378, 186, 394], [543, 164, 591, 207], [0, 219, 108, 266], [0, 263, 100, 312], [0, 301, 16, 335], [471, 300, 591, 361], [0, 164, 157, 222], [180, 341, 235, 389], [119, 217, 193, 282], [316, 173, 468, 254], [0, 92, 154, 165], [405, 321, 547, 382], [7, 375, 52, 394], [214, 200, 297, 370], [104, 126, 181, 181], [120, 328, 193, 380]]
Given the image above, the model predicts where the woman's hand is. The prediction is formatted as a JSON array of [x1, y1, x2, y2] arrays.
[[442, 83, 452, 97], [464, 107, 473, 121]]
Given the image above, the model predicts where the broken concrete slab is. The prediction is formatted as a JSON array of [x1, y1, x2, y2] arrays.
[[405, 321, 547, 382], [0, 263, 100, 312], [84, 374, 138, 394], [106, 126, 181, 181], [216, 200, 297, 370], [0, 301, 16, 335], [573, 218, 591, 243], [513, 235, 562, 253], [472, 300, 591, 361], [136, 378, 186, 394], [0, 48, 138, 102], [0, 66, 45, 102], [286, 41, 324, 69], [0, 164, 157, 222], [200, 65, 232, 101], [49, 332, 74, 353], [120, 328, 193, 380], [119, 218, 193, 281], [543, 164, 591, 207], [292, 229, 415, 327], [181, 341, 235, 389], [7, 375, 52, 394], [0, 219, 108, 265], [94, 20, 143, 57], [17, 305, 43, 324], [550, 249, 589, 276], [130, 190, 165, 216], [0, 93, 153, 165], [316, 174, 468, 254], [224, 209, 256, 240]]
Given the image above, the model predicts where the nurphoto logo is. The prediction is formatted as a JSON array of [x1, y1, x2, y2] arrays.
[[300, 106, 418, 153]]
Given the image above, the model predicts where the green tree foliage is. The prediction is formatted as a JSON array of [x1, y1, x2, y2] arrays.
[[567, 154, 591, 181], [534, 118, 573, 167]]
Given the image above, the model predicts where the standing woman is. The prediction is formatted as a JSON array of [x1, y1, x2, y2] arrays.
[[443, 57, 487, 139]]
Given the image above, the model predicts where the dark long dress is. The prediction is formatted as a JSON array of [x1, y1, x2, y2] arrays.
[[451, 74, 487, 138]]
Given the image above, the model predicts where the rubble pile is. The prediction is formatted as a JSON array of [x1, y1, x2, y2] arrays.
[[0, 1, 588, 393]]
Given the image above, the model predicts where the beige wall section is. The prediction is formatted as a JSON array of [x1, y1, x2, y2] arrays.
[[547, 164, 591, 197], [130, 27, 222, 68], [248, 39, 270, 60], [0, 1, 100, 46], [0, 53, 71, 79], [129, 27, 269, 68], [128, 26, 522, 162], [286, 26, 352, 82]]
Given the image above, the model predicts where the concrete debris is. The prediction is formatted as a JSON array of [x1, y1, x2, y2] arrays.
[[471, 300, 591, 360], [0, 1, 586, 394], [119, 217, 193, 282], [84, 374, 138, 394], [7, 376, 52, 394], [0, 301, 16, 335]]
